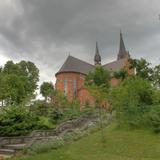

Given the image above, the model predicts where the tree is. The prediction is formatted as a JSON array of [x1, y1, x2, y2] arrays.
[[0, 105, 49, 136], [113, 68, 129, 81], [3, 74, 28, 105], [18, 61, 39, 96], [129, 58, 160, 88], [0, 73, 6, 107], [40, 82, 54, 102], [0, 60, 39, 105], [153, 65, 160, 88], [85, 66, 111, 142], [129, 58, 153, 81], [110, 76, 154, 127]]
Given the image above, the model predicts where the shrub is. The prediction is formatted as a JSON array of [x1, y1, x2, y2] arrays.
[[147, 105, 160, 133], [30, 137, 64, 154], [49, 110, 63, 123], [110, 76, 154, 127], [0, 105, 49, 136]]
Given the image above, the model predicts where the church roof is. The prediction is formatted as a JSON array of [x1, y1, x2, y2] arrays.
[[56, 32, 130, 76], [103, 59, 125, 72], [56, 55, 95, 75], [56, 55, 126, 76]]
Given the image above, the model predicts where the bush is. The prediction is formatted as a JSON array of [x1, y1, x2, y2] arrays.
[[30, 100, 50, 117], [110, 76, 155, 127], [0, 105, 49, 136], [49, 110, 63, 123], [147, 105, 160, 133], [30, 137, 64, 154]]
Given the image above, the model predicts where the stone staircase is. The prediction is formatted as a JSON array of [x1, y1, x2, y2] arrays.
[[0, 115, 102, 159], [0, 142, 27, 158]]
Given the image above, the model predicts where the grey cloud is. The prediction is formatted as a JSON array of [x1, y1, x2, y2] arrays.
[[0, 0, 160, 84]]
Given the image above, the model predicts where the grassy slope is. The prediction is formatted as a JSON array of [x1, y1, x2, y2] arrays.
[[16, 124, 160, 160]]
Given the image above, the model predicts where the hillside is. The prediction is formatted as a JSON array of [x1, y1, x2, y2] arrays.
[[15, 124, 160, 160]]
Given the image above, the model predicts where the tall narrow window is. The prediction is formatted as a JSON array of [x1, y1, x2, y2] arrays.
[[64, 78, 68, 96], [73, 79, 77, 97]]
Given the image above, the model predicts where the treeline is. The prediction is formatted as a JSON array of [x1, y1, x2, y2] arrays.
[[85, 58, 160, 133], [0, 60, 94, 136], [110, 58, 160, 132]]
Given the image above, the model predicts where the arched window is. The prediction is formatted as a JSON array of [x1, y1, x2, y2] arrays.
[[73, 79, 77, 97], [64, 78, 68, 96]]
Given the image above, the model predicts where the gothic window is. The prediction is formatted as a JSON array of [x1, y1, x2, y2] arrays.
[[64, 78, 68, 96], [73, 79, 77, 97]]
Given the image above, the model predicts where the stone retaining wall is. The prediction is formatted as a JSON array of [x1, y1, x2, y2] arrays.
[[0, 115, 100, 148]]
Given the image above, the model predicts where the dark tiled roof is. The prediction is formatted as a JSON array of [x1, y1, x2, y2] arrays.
[[56, 55, 95, 75], [103, 59, 125, 72], [56, 55, 126, 76]]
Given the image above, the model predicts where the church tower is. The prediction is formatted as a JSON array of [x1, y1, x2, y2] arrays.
[[94, 41, 101, 65], [117, 31, 130, 60]]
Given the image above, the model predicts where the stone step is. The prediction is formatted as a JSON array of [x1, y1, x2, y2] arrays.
[[0, 154, 12, 159], [0, 149, 15, 155], [3, 144, 26, 150]]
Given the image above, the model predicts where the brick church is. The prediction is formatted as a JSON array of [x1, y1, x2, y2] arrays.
[[55, 32, 133, 106]]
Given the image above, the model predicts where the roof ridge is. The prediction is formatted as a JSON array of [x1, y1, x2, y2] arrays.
[[68, 55, 94, 66], [103, 58, 124, 66]]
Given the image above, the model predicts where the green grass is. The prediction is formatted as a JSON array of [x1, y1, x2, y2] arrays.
[[15, 124, 160, 160]]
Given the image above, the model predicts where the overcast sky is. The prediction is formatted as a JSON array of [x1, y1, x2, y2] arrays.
[[0, 0, 160, 86]]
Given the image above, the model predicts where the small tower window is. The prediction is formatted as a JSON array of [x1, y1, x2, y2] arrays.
[[64, 78, 68, 96]]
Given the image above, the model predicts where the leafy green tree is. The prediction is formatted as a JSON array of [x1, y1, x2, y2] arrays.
[[152, 65, 160, 88], [0, 60, 39, 105], [129, 58, 153, 81], [85, 66, 111, 107], [85, 66, 111, 142], [0, 105, 49, 136], [113, 68, 129, 80], [3, 74, 28, 105], [85, 66, 110, 88], [3, 61, 19, 75], [40, 82, 54, 102], [110, 76, 154, 127], [0, 73, 6, 107], [0, 67, 2, 73], [129, 58, 160, 88], [18, 61, 39, 95]]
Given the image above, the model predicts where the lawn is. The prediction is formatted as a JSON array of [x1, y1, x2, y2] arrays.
[[15, 124, 160, 160]]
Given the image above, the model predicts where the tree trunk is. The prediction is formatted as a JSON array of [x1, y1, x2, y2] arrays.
[[98, 104, 106, 144], [2, 99, 3, 107]]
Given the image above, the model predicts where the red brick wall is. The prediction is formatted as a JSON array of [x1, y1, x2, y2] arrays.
[[77, 88, 95, 106], [55, 72, 94, 104], [55, 58, 134, 106]]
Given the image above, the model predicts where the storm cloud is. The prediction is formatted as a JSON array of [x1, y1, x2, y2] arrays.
[[0, 0, 160, 84]]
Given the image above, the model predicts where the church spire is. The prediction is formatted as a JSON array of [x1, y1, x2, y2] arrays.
[[117, 31, 129, 60], [94, 41, 101, 65]]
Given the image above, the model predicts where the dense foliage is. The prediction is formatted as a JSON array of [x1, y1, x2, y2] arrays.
[[113, 68, 128, 80], [0, 105, 49, 136], [0, 60, 39, 105], [0, 58, 160, 137], [110, 76, 160, 132], [129, 58, 160, 87], [85, 66, 111, 104], [0, 60, 95, 136], [40, 82, 54, 102]]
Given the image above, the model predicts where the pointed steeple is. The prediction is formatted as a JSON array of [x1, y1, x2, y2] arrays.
[[94, 41, 101, 65], [117, 31, 129, 60]]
